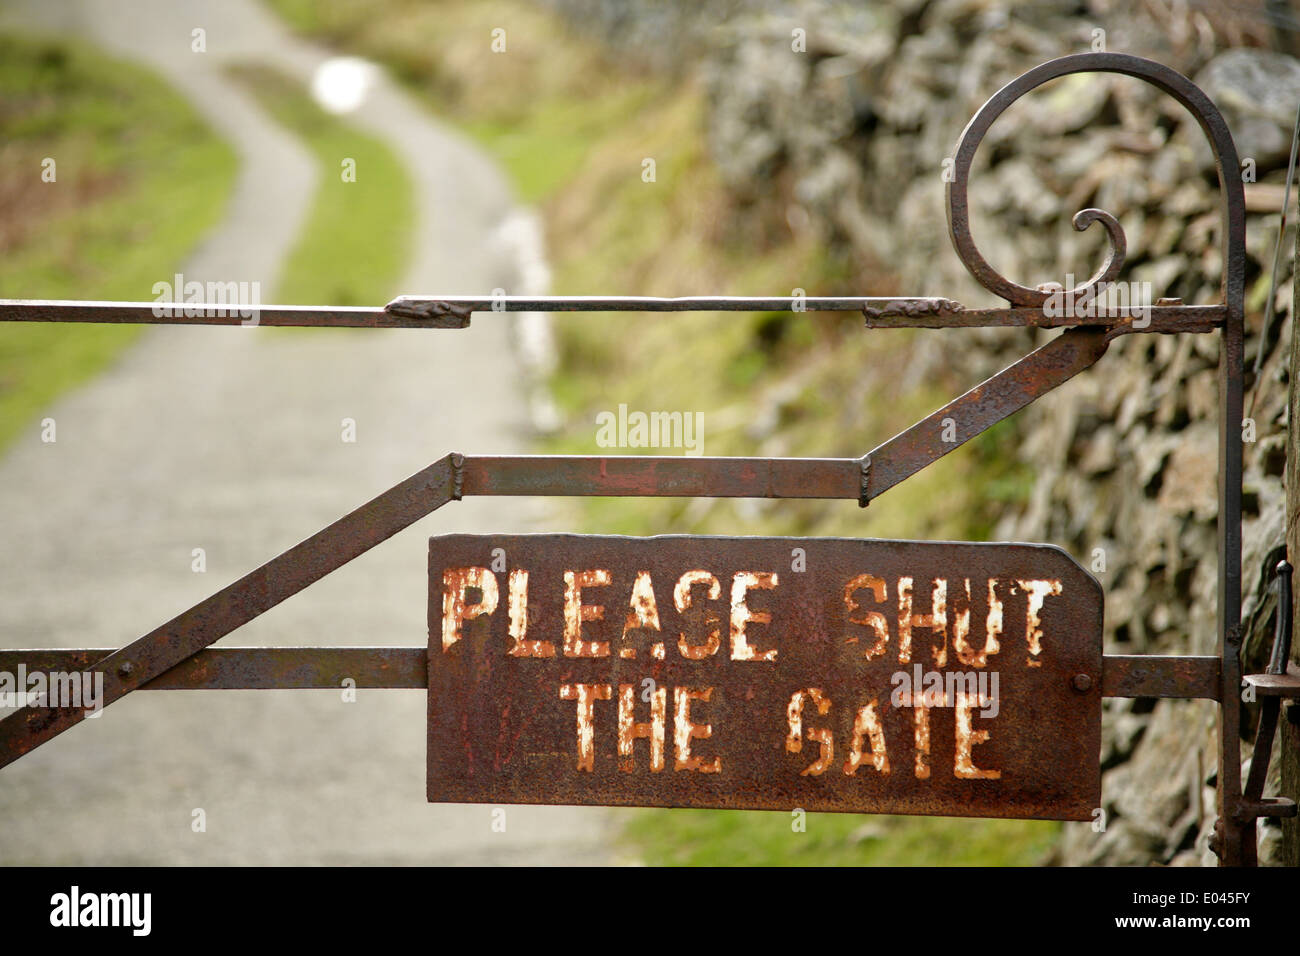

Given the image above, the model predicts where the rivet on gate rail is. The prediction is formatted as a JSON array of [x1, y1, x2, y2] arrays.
[[450, 453, 464, 501]]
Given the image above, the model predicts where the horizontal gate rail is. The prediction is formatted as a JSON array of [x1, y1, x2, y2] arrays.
[[0, 299, 469, 329], [0, 297, 1225, 332], [0, 648, 1221, 698]]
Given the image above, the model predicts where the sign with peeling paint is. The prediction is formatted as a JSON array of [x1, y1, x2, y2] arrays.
[[427, 534, 1103, 821]]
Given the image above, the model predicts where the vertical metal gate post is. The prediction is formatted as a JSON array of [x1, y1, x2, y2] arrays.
[[949, 52, 1257, 863], [1282, 206, 1300, 867]]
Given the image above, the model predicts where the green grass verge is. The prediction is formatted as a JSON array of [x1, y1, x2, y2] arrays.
[[264, 0, 1051, 866], [625, 809, 1061, 867], [0, 33, 237, 452], [225, 63, 413, 306]]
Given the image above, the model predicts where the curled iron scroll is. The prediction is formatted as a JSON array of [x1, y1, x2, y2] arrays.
[[946, 52, 1245, 316]]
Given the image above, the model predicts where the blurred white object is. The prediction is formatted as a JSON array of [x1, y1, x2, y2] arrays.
[[492, 209, 553, 300], [491, 209, 561, 433], [310, 56, 376, 114]]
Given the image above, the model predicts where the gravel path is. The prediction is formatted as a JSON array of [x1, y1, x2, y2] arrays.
[[0, 0, 622, 864]]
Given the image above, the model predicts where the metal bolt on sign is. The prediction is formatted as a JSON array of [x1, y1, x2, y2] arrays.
[[0, 53, 1297, 866]]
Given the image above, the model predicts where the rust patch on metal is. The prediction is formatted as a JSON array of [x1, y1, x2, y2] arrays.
[[428, 534, 1102, 821]]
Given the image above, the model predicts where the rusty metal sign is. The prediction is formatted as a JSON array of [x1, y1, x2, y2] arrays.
[[427, 534, 1103, 820]]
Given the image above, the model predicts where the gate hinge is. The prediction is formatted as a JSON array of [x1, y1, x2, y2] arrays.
[[1238, 559, 1300, 825]]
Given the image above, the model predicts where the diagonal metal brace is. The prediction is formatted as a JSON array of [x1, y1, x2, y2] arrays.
[[861, 328, 1110, 500], [0, 457, 459, 770]]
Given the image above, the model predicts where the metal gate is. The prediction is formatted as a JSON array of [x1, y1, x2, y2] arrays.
[[0, 52, 1295, 866]]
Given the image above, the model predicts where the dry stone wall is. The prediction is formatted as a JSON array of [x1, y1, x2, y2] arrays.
[[549, 0, 1300, 864]]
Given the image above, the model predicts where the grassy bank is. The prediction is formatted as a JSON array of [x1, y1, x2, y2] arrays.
[[225, 63, 413, 306], [266, 0, 1051, 865], [0, 35, 237, 455], [625, 808, 1061, 867], [0, 33, 237, 451]]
